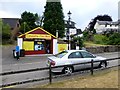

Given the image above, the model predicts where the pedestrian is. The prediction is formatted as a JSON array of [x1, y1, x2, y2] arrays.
[[46, 44, 50, 54], [15, 45, 20, 60]]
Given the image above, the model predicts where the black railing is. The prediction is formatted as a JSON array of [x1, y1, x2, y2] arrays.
[[0, 57, 120, 88]]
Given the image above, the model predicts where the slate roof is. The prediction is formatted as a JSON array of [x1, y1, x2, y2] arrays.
[[97, 20, 119, 25], [2, 18, 20, 29]]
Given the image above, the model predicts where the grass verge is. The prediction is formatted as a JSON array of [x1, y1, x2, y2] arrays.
[[34, 67, 119, 88], [84, 41, 108, 47]]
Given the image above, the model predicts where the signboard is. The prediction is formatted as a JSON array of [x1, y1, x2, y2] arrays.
[[58, 44, 68, 53], [26, 34, 51, 39], [23, 41, 34, 51]]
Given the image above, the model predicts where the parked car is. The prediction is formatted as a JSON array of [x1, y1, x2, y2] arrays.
[[47, 50, 108, 75]]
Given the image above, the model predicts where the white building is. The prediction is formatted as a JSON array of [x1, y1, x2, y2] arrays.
[[94, 20, 120, 34]]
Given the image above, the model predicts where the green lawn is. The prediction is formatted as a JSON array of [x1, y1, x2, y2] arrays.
[[34, 67, 119, 88], [84, 41, 108, 47]]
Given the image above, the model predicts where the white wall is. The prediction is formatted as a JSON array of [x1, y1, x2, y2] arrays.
[[95, 22, 106, 33], [17, 38, 23, 49], [53, 39, 58, 54], [95, 21, 119, 34]]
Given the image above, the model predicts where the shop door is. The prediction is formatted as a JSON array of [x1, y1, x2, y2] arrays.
[[46, 40, 51, 54]]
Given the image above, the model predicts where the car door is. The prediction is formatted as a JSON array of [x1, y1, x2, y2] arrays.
[[80, 51, 96, 69], [68, 51, 85, 70]]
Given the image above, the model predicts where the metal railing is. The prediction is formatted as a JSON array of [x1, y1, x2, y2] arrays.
[[0, 57, 120, 88]]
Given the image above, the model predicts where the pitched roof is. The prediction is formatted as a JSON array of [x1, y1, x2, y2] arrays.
[[2, 18, 20, 28], [97, 20, 119, 25], [18, 27, 57, 39]]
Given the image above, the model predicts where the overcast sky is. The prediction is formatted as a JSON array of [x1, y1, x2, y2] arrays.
[[0, 0, 119, 30]]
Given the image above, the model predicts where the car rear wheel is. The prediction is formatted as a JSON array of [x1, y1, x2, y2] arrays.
[[99, 61, 107, 69], [63, 66, 73, 75]]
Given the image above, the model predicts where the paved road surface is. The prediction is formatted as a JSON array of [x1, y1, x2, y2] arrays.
[[1, 45, 120, 88]]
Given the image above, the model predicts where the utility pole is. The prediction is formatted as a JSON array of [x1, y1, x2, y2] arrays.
[[67, 11, 72, 50]]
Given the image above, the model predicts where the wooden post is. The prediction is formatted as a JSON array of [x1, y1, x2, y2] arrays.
[[49, 64, 52, 84], [91, 59, 93, 75]]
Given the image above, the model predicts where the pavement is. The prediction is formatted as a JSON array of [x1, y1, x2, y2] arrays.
[[1, 45, 119, 72], [1, 45, 120, 88]]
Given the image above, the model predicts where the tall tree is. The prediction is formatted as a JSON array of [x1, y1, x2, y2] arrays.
[[20, 11, 39, 33], [43, 0, 65, 38]]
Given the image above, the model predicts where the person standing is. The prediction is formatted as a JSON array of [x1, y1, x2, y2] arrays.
[[15, 46, 20, 60], [46, 44, 50, 54]]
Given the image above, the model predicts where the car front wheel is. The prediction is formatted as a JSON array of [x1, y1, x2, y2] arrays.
[[63, 66, 73, 75], [99, 61, 107, 69]]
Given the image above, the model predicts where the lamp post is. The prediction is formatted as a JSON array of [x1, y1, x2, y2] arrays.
[[67, 11, 72, 50], [23, 22, 26, 34]]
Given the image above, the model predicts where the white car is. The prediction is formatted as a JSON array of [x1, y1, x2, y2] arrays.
[[47, 50, 107, 75]]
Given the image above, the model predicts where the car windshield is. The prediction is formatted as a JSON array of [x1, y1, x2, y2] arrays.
[[54, 51, 68, 58]]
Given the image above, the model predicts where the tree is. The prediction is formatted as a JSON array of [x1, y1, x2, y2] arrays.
[[20, 11, 39, 33], [88, 14, 112, 33], [43, 0, 65, 38], [20, 22, 31, 34], [73, 36, 84, 49], [83, 30, 89, 41], [0, 19, 11, 44], [2, 22, 11, 40]]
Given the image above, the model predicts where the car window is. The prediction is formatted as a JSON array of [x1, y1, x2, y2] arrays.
[[68, 52, 82, 58], [54, 51, 68, 58], [81, 51, 94, 58]]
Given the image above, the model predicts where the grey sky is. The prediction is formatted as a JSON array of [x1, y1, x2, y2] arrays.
[[0, 0, 119, 30]]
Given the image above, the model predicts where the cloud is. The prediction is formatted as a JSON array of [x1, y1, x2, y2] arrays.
[[0, 10, 21, 18], [0, 0, 46, 18], [0, 0, 119, 29], [61, 0, 119, 29]]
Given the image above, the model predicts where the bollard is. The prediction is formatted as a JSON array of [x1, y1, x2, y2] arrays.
[[91, 59, 94, 75], [49, 64, 52, 84]]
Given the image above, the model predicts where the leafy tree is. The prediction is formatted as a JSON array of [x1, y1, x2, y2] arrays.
[[83, 30, 94, 41], [88, 14, 112, 33], [2, 22, 11, 40], [0, 19, 13, 44], [20, 11, 39, 33], [20, 22, 31, 34], [83, 30, 89, 41], [43, 0, 65, 38], [93, 29, 96, 34], [73, 37, 84, 49]]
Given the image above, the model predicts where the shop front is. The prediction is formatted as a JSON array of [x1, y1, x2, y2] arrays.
[[18, 27, 58, 55]]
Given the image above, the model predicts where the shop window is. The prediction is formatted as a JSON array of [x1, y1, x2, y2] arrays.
[[34, 41, 44, 51]]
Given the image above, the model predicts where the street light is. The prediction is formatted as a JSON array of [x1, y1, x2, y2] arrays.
[[23, 22, 26, 34], [67, 11, 72, 50], [68, 11, 72, 19]]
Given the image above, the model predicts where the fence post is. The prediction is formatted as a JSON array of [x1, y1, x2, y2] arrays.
[[49, 63, 52, 84], [91, 59, 93, 75]]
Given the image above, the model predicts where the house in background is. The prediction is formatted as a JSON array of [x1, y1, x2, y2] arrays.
[[2, 18, 21, 40], [94, 20, 120, 34]]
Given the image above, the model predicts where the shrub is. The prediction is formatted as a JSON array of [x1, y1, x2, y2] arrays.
[[73, 37, 84, 49], [93, 34, 108, 45], [83, 31, 89, 41], [107, 33, 120, 45]]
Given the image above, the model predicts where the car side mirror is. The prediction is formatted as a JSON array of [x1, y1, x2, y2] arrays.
[[93, 55, 96, 58]]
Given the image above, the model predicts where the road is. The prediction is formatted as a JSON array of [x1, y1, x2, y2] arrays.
[[1, 46, 120, 88]]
